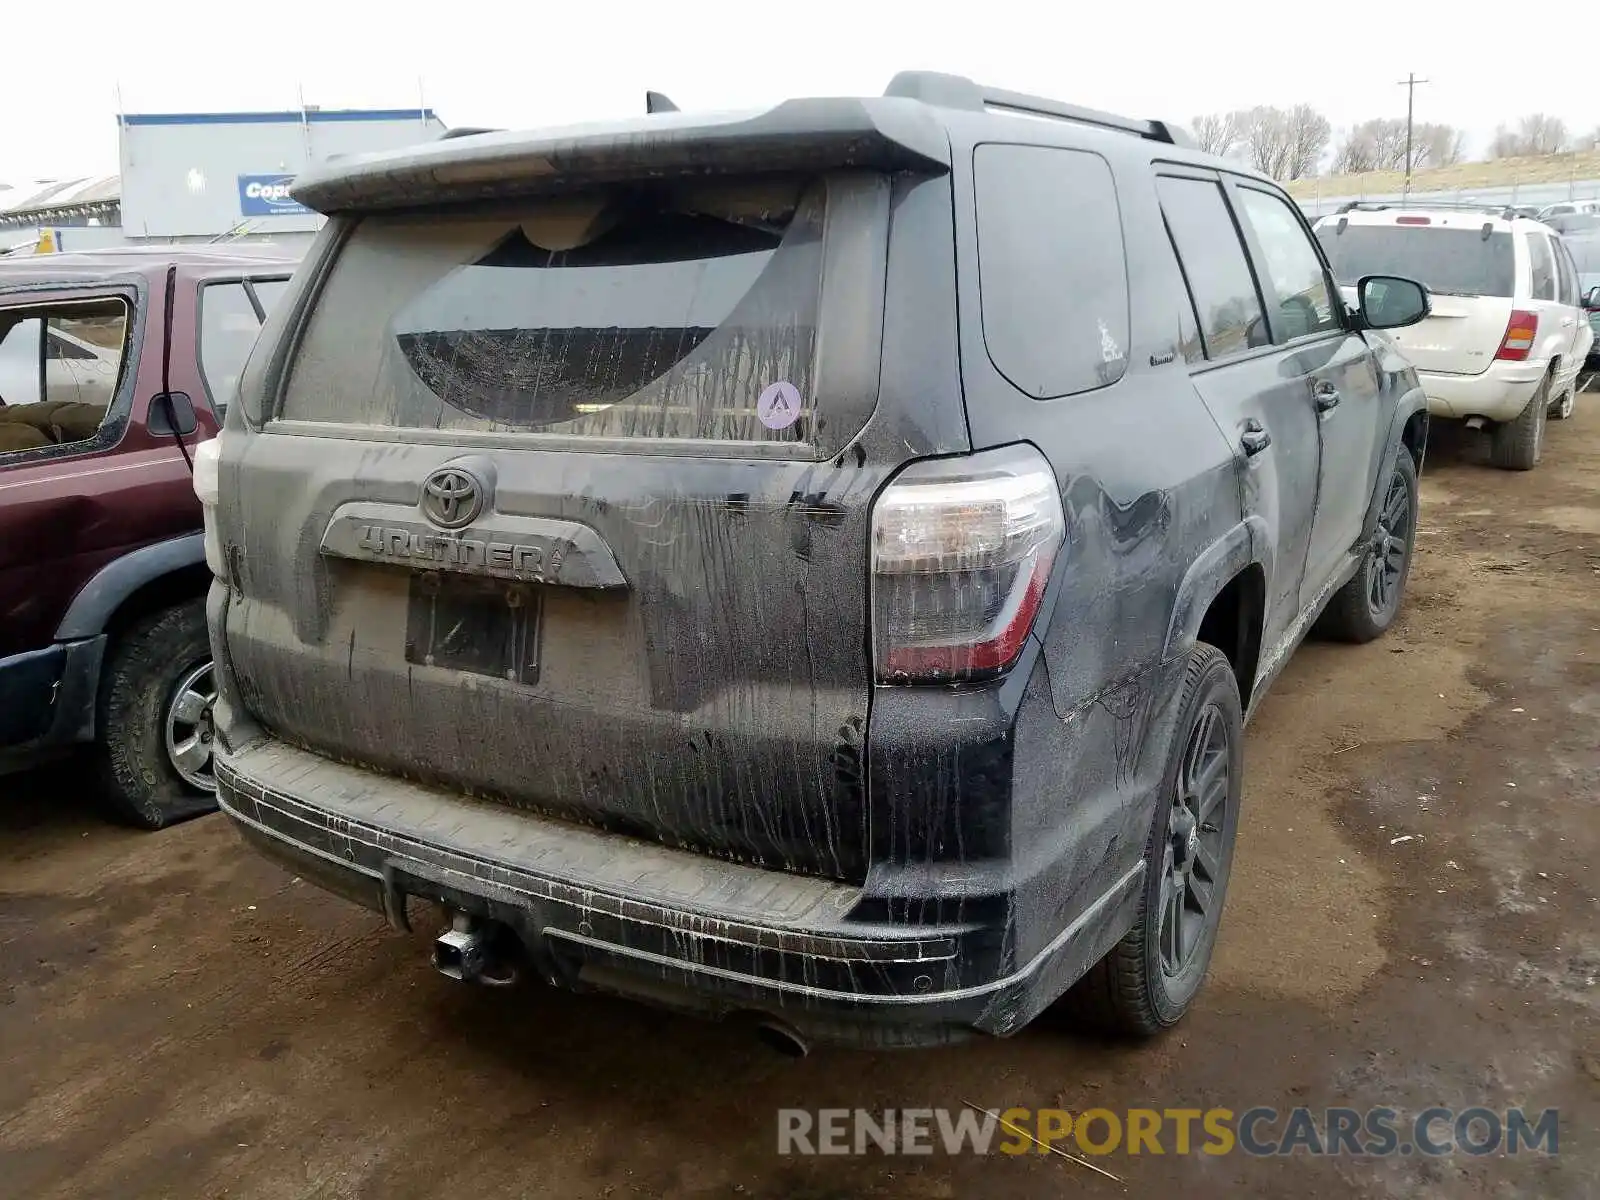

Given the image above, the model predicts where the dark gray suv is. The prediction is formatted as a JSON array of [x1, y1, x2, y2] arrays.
[[205, 72, 1432, 1049]]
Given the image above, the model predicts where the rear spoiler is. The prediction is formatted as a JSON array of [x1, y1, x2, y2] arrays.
[[289, 98, 952, 213]]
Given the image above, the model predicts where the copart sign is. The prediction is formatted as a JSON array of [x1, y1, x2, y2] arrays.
[[237, 174, 310, 217]]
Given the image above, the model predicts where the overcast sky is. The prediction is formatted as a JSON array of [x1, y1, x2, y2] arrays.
[[4, 0, 1595, 183]]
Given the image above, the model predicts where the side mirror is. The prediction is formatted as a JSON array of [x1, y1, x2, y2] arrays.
[[1585, 286, 1600, 310], [1359, 275, 1431, 330]]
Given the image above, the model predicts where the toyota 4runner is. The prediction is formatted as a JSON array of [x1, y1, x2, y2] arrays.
[[205, 73, 1432, 1046]]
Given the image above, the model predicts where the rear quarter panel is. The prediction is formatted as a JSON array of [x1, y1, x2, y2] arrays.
[[948, 125, 1245, 965]]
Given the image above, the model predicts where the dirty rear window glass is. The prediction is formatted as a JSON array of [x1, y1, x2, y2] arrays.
[[1315, 225, 1515, 298], [279, 179, 824, 441]]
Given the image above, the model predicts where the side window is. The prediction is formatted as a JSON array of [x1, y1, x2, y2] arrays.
[[1234, 188, 1342, 342], [0, 299, 128, 454], [1554, 239, 1580, 306], [1528, 233, 1557, 302], [1157, 176, 1268, 361], [1161, 215, 1207, 365], [251, 279, 289, 314], [199, 282, 268, 412], [973, 144, 1129, 398]]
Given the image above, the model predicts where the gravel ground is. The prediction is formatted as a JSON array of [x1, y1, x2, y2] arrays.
[[3, 406, 1598, 1200]]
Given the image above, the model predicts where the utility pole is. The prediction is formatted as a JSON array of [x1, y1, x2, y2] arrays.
[[1398, 73, 1429, 196]]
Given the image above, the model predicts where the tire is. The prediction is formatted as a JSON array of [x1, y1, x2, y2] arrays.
[[1316, 450, 1419, 644], [1060, 643, 1243, 1036], [1489, 375, 1549, 470], [94, 599, 220, 830]]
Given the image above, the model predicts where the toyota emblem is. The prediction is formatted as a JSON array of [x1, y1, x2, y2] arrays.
[[420, 467, 484, 529]]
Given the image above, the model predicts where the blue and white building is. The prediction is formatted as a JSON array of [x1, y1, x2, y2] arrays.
[[2, 105, 446, 254]]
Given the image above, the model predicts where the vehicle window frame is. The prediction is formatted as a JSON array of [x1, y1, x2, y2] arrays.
[[1553, 238, 1580, 306], [0, 286, 141, 467], [1526, 231, 1558, 302], [971, 140, 1132, 401], [1225, 177, 1349, 348], [195, 274, 290, 413], [1152, 164, 1277, 373]]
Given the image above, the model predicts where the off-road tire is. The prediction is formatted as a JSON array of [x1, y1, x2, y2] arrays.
[[1059, 642, 1243, 1036], [1316, 450, 1419, 644], [1490, 375, 1550, 470], [95, 599, 219, 830]]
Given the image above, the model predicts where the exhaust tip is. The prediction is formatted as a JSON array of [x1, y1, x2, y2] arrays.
[[754, 1018, 810, 1059]]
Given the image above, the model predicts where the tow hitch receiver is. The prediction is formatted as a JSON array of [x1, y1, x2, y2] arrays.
[[431, 911, 519, 987]]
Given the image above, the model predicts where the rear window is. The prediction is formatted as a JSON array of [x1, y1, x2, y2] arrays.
[[280, 179, 825, 442], [1315, 224, 1516, 298]]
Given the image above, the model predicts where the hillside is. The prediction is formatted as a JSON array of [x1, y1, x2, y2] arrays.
[[1285, 149, 1600, 199]]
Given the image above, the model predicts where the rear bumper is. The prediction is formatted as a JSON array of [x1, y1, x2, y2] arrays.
[[215, 736, 1143, 1047], [1417, 361, 1546, 422]]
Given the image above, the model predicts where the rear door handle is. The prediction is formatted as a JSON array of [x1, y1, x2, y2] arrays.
[[1240, 420, 1272, 457], [1313, 382, 1341, 413]]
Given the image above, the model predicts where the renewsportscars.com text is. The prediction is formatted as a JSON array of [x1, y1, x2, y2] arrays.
[[777, 1106, 1559, 1158]]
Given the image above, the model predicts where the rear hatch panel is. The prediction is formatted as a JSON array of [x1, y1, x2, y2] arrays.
[[1319, 219, 1518, 375], [218, 164, 966, 884]]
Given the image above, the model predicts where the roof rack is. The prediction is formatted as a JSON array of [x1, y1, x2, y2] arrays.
[[1336, 200, 1520, 220], [883, 70, 1192, 148]]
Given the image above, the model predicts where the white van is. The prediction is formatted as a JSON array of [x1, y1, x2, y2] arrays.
[[1315, 204, 1594, 469]]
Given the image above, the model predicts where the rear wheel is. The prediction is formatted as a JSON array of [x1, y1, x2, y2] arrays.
[[1490, 376, 1549, 470], [1316, 450, 1418, 644], [1060, 643, 1243, 1036], [95, 599, 220, 830]]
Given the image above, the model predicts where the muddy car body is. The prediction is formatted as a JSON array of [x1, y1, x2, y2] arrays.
[[207, 73, 1431, 1046]]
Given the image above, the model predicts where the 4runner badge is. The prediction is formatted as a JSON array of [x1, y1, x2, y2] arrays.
[[420, 467, 485, 529]]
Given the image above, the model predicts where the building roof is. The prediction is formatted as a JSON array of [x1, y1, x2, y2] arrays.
[[0, 243, 301, 283], [0, 175, 120, 215]]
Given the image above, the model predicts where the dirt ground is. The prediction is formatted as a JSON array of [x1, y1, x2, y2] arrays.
[[4, 403, 1599, 1200]]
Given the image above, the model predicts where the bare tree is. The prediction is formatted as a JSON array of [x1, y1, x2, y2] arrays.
[[1413, 123, 1467, 169], [1332, 118, 1467, 174], [1240, 105, 1331, 180], [1333, 118, 1406, 173], [1191, 111, 1243, 158], [1489, 114, 1571, 158]]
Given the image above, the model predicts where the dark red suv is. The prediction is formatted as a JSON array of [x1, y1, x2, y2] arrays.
[[0, 246, 298, 827]]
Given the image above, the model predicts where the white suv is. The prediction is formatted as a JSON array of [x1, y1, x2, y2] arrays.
[[1315, 204, 1594, 469]]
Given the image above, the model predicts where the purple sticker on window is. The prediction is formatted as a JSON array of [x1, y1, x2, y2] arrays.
[[757, 381, 803, 431]]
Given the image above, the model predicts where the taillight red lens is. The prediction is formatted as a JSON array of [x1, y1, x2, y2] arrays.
[[1496, 310, 1539, 361], [870, 444, 1065, 684]]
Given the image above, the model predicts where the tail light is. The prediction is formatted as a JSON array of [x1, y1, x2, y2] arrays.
[[1496, 310, 1539, 361], [192, 435, 225, 577], [871, 443, 1065, 684]]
